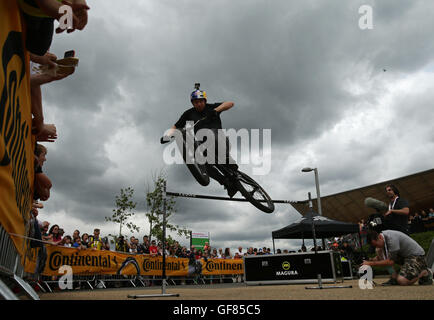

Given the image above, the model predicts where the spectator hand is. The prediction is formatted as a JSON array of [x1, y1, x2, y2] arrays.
[[56, 0, 90, 34], [33, 201, 44, 209], [43, 52, 58, 68], [36, 124, 58, 142], [384, 210, 392, 216], [31, 72, 70, 86], [30, 52, 58, 68]]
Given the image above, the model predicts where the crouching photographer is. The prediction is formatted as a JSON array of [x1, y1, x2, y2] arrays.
[[362, 229, 432, 286]]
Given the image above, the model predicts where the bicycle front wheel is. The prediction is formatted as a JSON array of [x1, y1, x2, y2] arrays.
[[176, 131, 210, 186], [234, 171, 275, 213]]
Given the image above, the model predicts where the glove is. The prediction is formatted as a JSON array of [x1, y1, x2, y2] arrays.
[[160, 136, 171, 144]]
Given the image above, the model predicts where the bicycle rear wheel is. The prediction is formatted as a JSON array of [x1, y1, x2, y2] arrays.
[[234, 171, 275, 213]]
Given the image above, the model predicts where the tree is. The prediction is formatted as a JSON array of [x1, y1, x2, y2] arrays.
[[145, 173, 190, 244], [105, 187, 139, 243]]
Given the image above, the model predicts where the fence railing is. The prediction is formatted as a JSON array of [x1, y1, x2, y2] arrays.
[[2, 231, 246, 296], [0, 224, 24, 277], [26, 273, 243, 293]]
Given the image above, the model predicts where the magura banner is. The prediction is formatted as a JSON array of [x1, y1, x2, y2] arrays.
[[0, 0, 34, 258], [25, 246, 244, 276]]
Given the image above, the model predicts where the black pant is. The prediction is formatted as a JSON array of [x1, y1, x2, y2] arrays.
[[22, 13, 54, 55], [196, 129, 236, 186]]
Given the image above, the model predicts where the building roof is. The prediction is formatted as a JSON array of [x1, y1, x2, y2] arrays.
[[290, 168, 434, 223]]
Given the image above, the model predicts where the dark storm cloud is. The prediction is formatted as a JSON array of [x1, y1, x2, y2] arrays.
[[42, 18, 130, 111], [124, 0, 434, 147], [172, 198, 234, 224], [44, 192, 113, 225], [213, 229, 271, 243], [42, 109, 113, 194], [128, 1, 359, 144]]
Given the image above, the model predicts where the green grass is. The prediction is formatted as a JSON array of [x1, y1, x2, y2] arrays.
[[410, 231, 434, 253]]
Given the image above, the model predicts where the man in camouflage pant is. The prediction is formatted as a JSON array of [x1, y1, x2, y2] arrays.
[[363, 230, 433, 286]]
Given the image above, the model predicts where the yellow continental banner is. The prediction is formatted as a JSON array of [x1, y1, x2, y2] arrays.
[[25, 246, 190, 276], [24, 246, 244, 276], [200, 258, 244, 275], [0, 1, 34, 258]]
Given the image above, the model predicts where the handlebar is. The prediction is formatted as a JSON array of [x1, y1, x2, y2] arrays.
[[160, 135, 174, 144], [160, 117, 207, 144]]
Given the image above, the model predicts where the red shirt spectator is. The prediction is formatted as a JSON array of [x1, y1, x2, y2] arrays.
[[195, 249, 202, 260], [149, 240, 158, 256]]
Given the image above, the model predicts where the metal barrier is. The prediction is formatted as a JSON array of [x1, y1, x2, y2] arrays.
[[1, 234, 246, 294], [24, 272, 244, 293], [14, 241, 246, 293], [0, 224, 24, 277], [0, 224, 38, 299], [34, 274, 96, 292]]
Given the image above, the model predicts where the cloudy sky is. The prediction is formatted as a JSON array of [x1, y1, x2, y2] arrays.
[[38, 0, 434, 252]]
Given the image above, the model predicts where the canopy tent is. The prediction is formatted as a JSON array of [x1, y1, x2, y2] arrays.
[[272, 209, 360, 240]]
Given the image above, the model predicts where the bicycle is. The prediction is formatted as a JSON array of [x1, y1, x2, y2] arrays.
[[162, 118, 275, 214]]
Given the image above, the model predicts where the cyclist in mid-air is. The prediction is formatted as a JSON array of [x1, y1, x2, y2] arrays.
[[161, 83, 238, 197]]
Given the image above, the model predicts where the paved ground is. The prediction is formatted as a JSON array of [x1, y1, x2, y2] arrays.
[[39, 276, 433, 300]]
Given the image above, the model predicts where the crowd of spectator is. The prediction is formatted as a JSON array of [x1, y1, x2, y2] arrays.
[[31, 226, 280, 260], [21, 0, 90, 280], [358, 207, 434, 239], [356, 206, 434, 245], [408, 208, 434, 233], [28, 2, 90, 217], [30, 220, 346, 260]]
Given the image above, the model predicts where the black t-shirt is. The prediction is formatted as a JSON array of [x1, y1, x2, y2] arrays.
[[174, 103, 222, 132], [139, 243, 149, 254], [384, 197, 410, 234]]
